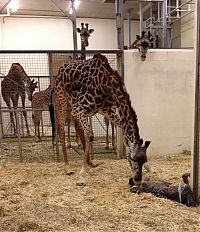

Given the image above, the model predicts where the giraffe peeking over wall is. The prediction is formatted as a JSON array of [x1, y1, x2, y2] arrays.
[[130, 31, 155, 61]]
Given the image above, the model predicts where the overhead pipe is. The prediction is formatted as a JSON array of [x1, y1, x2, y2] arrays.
[[193, 0, 200, 203], [0, 5, 10, 17], [127, 8, 132, 48], [0, 0, 11, 14], [115, 0, 124, 50], [71, 0, 78, 51], [139, 0, 143, 34], [162, 0, 167, 48]]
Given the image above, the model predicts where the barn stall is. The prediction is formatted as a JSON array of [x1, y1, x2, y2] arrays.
[[0, 0, 200, 231], [0, 50, 121, 163]]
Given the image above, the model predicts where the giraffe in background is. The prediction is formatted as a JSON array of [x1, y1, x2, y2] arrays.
[[31, 84, 81, 147], [52, 53, 151, 186], [31, 85, 52, 142], [1, 63, 38, 135], [77, 22, 94, 60]]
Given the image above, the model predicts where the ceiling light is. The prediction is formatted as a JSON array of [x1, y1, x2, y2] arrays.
[[9, 0, 19, 12], [69, 0, 80, 15]]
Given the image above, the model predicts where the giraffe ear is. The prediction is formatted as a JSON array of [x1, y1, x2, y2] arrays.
[[136, 35, 140, 40], [145, 141, 151, 148], [139, 138, 143, 146], [89, 29, 94, 34], [141, 31, 146, 38], [77, 28, 81, 33]]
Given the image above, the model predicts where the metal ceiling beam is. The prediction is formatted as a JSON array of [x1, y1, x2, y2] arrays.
[[0, 0, 11, 14], [49, 0, 70, 19], [71, 0, 78, 51]]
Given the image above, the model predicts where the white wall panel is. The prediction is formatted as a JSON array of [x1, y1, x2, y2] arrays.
[[124, 49, 195, 156], [0, 17, 139, 50]]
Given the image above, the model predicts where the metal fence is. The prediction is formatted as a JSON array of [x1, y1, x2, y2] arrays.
[[0, 50, 123, 162]]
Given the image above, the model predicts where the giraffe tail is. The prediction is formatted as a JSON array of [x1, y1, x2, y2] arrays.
[[49, 104, 55, 145], [48, 90, 55, 146]]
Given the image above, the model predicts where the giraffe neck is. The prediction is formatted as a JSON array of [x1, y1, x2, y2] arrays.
[[80, 43, 86, 60], [119, 101, 140, 146], [111, 75, 140, 146], [8, 66, 31, 84]]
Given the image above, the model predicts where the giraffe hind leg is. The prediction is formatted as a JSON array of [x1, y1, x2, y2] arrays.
[[111, 122, 116, 150], [104, 117, 109, 150], [72, 107, 97, 186]]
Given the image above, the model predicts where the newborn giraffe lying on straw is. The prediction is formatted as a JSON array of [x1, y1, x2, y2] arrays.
[[129, 173, 196, 207]]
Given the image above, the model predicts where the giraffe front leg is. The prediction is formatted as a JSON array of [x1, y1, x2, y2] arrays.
[[10, 111, 16, 135], [104, 117, 109, 150], [66, 119, 71, 148], [56, 102, 74, 175], [22, 110, 30, 136]]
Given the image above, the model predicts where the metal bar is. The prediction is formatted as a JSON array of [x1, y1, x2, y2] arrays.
[[127, 9, 132, 48], [0, 50, 122, 54], [162, 0, 167, 48], [167, 0, 195, 15], [193, 0, 200, 203], [16, 110, 23, 162], [48, 52, 60, 161], [71, 0, 78, 51], [115, 0, 124, 50], [0, 94, 3, 139], [20, 112, 25, 137], [171, 10, 195, 23], [49, 0, 70, 19], [0, 108, 50, 113], [150, 2, 153, 33], [0, 0, 11, 14], [139, 1, 143, 34]]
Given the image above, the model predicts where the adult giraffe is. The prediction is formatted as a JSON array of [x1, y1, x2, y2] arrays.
[[77, 22, 114, 149], [1, 63, 38, 135], [52, 53, 151, 187]]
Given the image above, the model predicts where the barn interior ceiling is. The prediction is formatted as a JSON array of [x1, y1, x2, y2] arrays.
[[0, 0, 144, 20]]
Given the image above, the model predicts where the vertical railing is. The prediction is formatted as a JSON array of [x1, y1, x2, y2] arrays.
[[192, 0, 200, 202], [48, 52, 60, 162]]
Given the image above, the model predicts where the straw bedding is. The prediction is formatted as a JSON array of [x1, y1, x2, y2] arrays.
[[0, 145, 199, 232]]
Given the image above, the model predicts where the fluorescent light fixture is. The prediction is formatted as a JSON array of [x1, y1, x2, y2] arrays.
[[9, 0, 19, 12], [69, 0, 80, 15]]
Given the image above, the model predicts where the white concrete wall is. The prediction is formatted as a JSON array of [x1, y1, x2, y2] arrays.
[[124, 49, 195, 156], [180, 1, 195, 48], [0, 17, 139, 50]]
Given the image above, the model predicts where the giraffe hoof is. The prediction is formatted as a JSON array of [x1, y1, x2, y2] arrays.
[[76, 182, 86, 186], [89, 163, 98, 168], [76, 176, 86, 186]]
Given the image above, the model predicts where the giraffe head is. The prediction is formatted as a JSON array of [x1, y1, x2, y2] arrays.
[[26, 79, 38, 101], [77, 23, 94, 47], [134, 31, 154, 61], [127, 139, 151, 187]]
